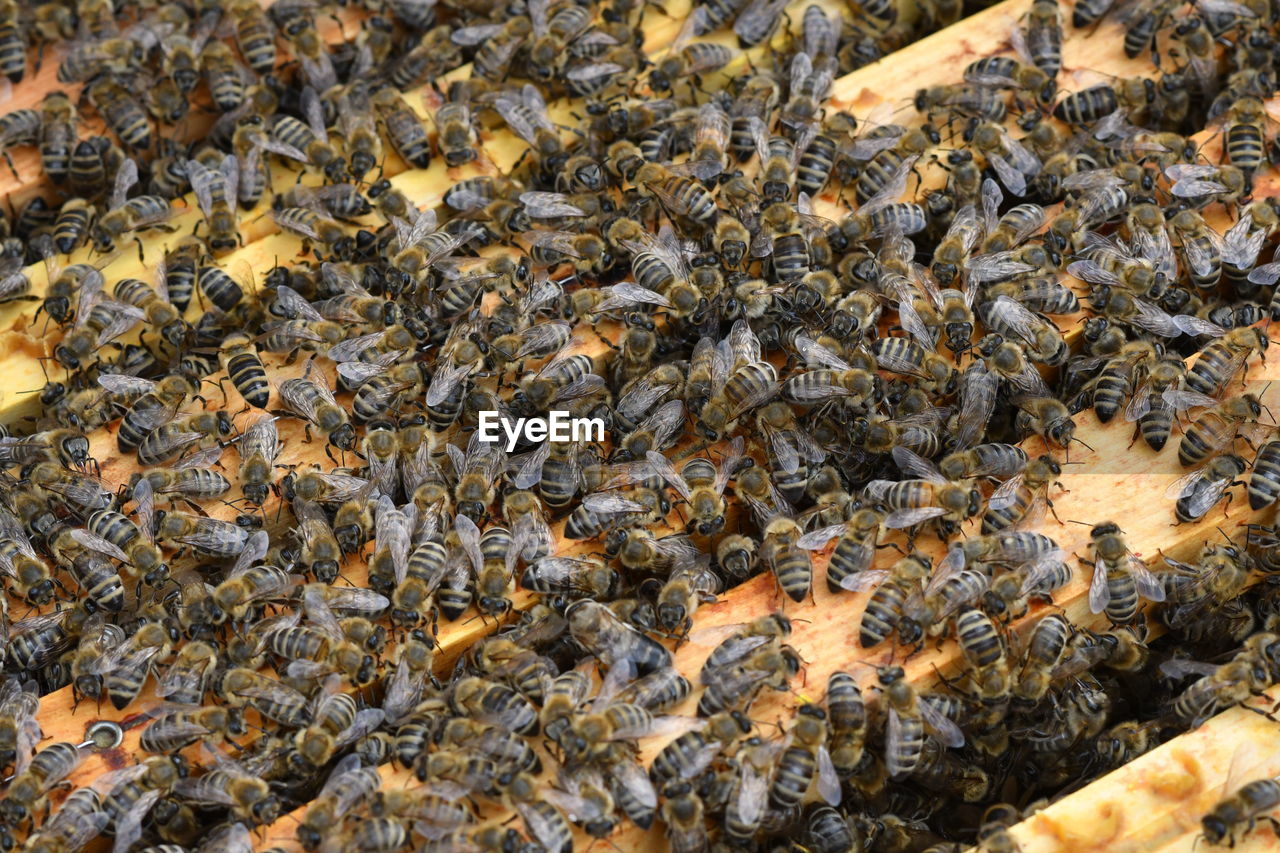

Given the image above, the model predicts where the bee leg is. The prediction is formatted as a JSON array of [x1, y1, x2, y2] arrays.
[[134, 236, 147, 264], [0, 150, 15, 182], [1242, 699, 1278, 723]]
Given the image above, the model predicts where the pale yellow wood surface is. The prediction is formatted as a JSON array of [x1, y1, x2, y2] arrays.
[[1003, 695, 1280, 853]]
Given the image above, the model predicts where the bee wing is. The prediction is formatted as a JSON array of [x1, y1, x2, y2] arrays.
[[883, 506, 948, 528], [987, 473, 1027, 511], [451, 22, 504, 44], [185, 158, 223, 219], [201, 823, 253, 853], [173, 445, 223, 471], [45, 795, 110, 848], [609, 757, 658, 809], [582, 492, 647, 514], [109, 158, 139, 211], [653, 534, 702, 565], [454, 514, 484, 575], [814, 742, 844, 804], [528, 557, 596, 585], [596, 282, 673, 312], [68, 527, 130, 562], [272, 283, 326, 322], [521, 274, 565, 315], [1020, 553, 1071, 595], [1164, 163, 1216, 182], [985, 295, 1046, 346], [636, 399, 687, 449], [226, 529, 269, 578], [836, 568, 888, 593], [512, 442, 553, 490], [325, 331, 384, 364], [128, 477, 157, 544], [1131, 226, 1177, 280], [1089, 558, 1111, 613], [520, 191, 587, 219], [846, 130, 903, 163], [1172, 177, 1229, 198], [318, 584, 390, 615], [859, 155, 916, 212], [1125, 554, 1166, 602], [615, 712, 703, 742], [510, 512, 552, 573], [298, 86, 328, 143], [515, 802, 569, 853], [998, 356, 1049, 394], [792, 333, 852, 370], [1123, 379, 1159, 422], [715, 436, 746, 495], [378, 502, 415, 579], [978, 178, 1003, 235], [424, 358, 474, 408], [617, 379, 675, 423], [1002, 131, 1042, 175], [110, 783, 162, 850], [174, 521, 251, 557], [788, 51, 813, 99], [966, 251, 1039, 284], [1063, 258, 1121, 288], [955, 362, 998, 451], [645, 451, 693, 502], [735, 759, 772, 826], [884, 707, 910, 779], [1223, 211, 1266, 267], [0, 509, 35, 560], [988, 152, 1028, 197], [891, 446, 945, 483], [886, 275, 938, 348], [44, 472, 111, 510], [493, 96, 541, 147], [335, 708, 385, 749], [565, 60, 625, 84], [919, 696, 966, 748], [1124, 298, 1184, 338]]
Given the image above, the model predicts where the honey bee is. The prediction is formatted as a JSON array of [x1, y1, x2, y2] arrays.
[[278, 362, 356, 454], [878, 665, 965, 779], [1087, 522, 1166, 624], [0, 742, 86, 825], [23, 787, 108, 853], [864, 447, 981, 535], [298, 755, 383, 851], [172, 745, 281, 826], [0, 507, 57, 605], [1167, 454, 1249, 523], [155, 510, 252, 560], [1201, 766, 1280, 847]]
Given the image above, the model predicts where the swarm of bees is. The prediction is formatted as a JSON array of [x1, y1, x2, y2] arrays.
[[0, 0, 1277, 849]]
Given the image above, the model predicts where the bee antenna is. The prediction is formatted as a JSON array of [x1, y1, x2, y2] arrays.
[[1064, 519, 1094, 526], [1072, 436, 1094, 451]]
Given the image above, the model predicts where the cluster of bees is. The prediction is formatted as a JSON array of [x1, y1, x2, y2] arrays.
[[0, 0, 1276, 849]]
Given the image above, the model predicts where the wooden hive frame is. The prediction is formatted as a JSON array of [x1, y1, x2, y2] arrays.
[[0, 0, 1277, 850]]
